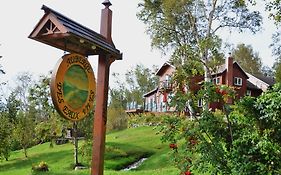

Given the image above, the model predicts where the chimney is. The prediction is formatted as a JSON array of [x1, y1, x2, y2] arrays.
[[226, 55, 234, 104], [226, 55, 234, 86]]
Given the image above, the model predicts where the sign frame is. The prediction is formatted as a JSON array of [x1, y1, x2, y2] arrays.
[[50, 53, 96, 121]]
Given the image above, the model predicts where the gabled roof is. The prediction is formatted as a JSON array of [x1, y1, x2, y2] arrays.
[[29, 5, 122, 59], [246, 80, 260, 90], [246, 72, 275, 91], [252, 74, 275, 86], [155, 62, 175, 76], [212, 61, 249, 79]]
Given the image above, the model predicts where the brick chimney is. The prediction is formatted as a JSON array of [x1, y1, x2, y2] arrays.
[[226, 56, 234, 86], [226, 55, 234, 104]]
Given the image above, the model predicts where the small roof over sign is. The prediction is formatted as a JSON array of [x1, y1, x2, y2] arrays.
[[29, 5, 122, 60]]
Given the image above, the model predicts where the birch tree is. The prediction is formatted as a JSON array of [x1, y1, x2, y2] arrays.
[[138, 0, 262, 113]]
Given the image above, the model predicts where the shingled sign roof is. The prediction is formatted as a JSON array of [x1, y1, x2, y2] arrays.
[[29, 5, 122, 59]]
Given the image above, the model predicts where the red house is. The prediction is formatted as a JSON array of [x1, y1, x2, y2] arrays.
[[127, 57, 274, 115]]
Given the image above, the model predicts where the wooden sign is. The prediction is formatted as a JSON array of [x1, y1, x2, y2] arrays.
[[50, 53, 96, 121]]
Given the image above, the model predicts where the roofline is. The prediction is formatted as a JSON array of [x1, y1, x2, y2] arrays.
[[246, 72, 270, 86], [234, 62, 249, 79], [155, 62, 175, 76], [143, 87, 158, 97], [29, 5, 122, 59], [212, 61, 249, 79]]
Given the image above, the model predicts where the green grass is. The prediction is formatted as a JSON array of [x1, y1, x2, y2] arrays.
[[0, 126, 179, 175]]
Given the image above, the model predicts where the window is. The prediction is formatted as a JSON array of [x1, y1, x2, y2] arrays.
[[246, 90, 251, 96], [213, 77, 220, 84], [198, 99, 203, 107], [234, 77, 243, 86]]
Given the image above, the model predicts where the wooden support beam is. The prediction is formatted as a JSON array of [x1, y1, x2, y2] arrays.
[[91, 1, 114, 175]]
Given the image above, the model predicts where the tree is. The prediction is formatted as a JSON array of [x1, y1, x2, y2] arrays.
[[266, 0, 281, 24], [14, 72, 34, 112], [108, 75, 128, 131], [265, 1, 281, 81], [124, 64, 159, 108], [273, 61, 281, 82], [232, 43, 263, 75], [29, 73, 54, 120], [12, 72, 35, 157], [0, 114, 13, 161], [137, 1, 267, 174], [137, 0, 262, 113], [109, 73, 130, 109], [160, 83, 281, 174], [14, 110, 35, 158], [29, 73, 67, 147], [5, 91, 20, 123], [261, 65, 274, 77]]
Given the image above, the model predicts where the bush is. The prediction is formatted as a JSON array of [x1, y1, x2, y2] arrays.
[[80, 140, 93, 165], [32, 161, 49, 172], [107, 106, 128, 131], [128, 113, 163, 127], [159, 84, 281, 174]]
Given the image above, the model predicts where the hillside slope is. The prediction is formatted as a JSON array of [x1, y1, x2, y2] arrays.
[[0, 126, 178, 175]]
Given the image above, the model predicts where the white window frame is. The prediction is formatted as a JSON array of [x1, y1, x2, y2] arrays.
[[198, 99, 203, 108], [213, 77, 220, 85], [234, 77, 243, 86], [246, 90, 251, 96]]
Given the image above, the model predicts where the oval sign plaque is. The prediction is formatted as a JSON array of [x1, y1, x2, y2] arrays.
[[50, 53, 96, 121]]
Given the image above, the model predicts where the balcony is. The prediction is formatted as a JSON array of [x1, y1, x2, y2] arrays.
[[159, 80, 173, 92]]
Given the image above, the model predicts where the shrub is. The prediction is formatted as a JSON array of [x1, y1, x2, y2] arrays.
[[32, 161, 49, 172]]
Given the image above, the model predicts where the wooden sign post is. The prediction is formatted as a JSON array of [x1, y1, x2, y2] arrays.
[[29, 1, 121, 174], [92, 2, 115, 174]]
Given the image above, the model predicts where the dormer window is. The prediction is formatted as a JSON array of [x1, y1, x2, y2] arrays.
[[234, 77, 242, 86], [213, 77, 220, 85]]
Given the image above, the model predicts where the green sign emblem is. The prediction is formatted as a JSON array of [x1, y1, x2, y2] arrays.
[[51, 53, 96, 121]]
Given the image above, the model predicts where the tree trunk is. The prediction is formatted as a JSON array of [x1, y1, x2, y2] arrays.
[[24, 147, 28, 158]]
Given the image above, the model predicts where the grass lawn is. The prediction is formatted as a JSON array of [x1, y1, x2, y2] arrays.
[[0, 126, 179, 175]]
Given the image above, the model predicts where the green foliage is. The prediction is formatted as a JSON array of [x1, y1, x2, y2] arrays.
[[29, 73, 54, 118], [0, 129, 179, 174], [32, 161, 49, 172], [5, 91, 20, 123], [128, 113, 162, 127], [123, 64, 159, 107], [159, 84, 281, 174], [14, 111, 36, 158], [137, 0, 262, 79], [34, 113, 65, 146], [0, 114, 13, 161], [79, 140, 92, 165], [266, 0, 281, 24], [273, 61, 281, 82], [232, 43, 263, 75], [110, 64, 158, 112], [77, 110, 94, 140], [107, 106, 127, 132]]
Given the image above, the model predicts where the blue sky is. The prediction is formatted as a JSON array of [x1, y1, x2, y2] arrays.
[[0, 0, 277, 87]]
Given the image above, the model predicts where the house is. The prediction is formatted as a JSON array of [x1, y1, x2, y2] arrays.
[[127, 57, 275, 115], [143, 62, 175, 113]]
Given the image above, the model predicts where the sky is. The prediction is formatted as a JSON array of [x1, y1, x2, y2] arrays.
[[0, 0, 277, 88]]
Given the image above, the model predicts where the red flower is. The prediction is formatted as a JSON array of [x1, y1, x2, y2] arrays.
[[184, 170, 192, 175], [220, 90, 227, 95], [188, 136, 198, 146], [169, 143, 177, 149], [215, 87, 220, 94]]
